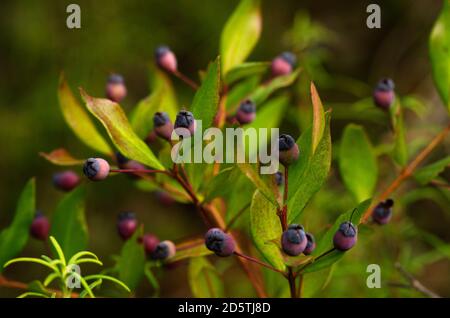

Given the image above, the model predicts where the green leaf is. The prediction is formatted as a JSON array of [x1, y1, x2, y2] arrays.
[[84, 274, 130, 293], [39, 148, 85, 166], [188, 256, 224, 298], [226, 75, 260, 111], [249, 68, 301, 105], [204, 166, 237, 202], [250, 190, 286, 271], [0, 178, 36, 271], [287, 112, 331, 222], [117, 227, 145, 291], [245, 95, 289, 130], [58, 75, 112, 155], [168, 242, 212, 263], [302, 199, 371, 273], [390, 102, 408, 167], [310, 82, 325, 154], [221, 0, 262, 75], [50, 188, 88, 259], [130, 89, 164, 139], [224, 61, 270, 85], [80, 89, 164, 170], [338, 124, 378, 202], [191, 57, 221, 129], [414, 156, 450, 185], [149, 68, 179, 117], [429, 0, 450, 112]]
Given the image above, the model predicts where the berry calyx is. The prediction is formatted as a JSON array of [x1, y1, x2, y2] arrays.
[[52, 170, 80, 192], [373, 78, 395, 110], [271, 52, 296, 77], [278, 134, 299, 166], [83, 158, 110, 181], [155, 45, 178, 73], [117, 212, 138, 241], [105, 74, 127, 103], [281, 224, 307, 256], [150, 240, 176, 260], [204, 228, 236, 257], [174, 110, 196, 137], [235, 100, 256, 125], [30, 212, 50, 241]]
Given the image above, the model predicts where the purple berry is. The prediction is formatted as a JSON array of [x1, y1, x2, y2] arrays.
[[52, 170, 80, 192], [105, 74, 127, 103], [372, 199, 394, 225], [333, 221, 357, 251], [143, 234, 160, 256], [117, 212, 138, 241], [278, 134, 299, 166], [281, 224, 307, 256], [271, 52, 296, 77], [236, 100, 256, 125], [155, 191, 175, 206], [205, 228, 236, 257], [150, 240, 176, 260], [30, 212, 50, 241], [274, 171, 283, 186], [83, 158, 110, 181], [373, 78, 395, 110], [155, 45, 177, 73], [174, 110, 196, 137], [153, 112, 173, 141], [303, 233, 316, 255]]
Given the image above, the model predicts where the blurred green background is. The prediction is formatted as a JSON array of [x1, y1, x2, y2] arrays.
[[0, 0, 449, 297]]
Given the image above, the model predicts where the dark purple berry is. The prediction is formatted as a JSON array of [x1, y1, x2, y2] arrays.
[[83, 158, 110, 181], [236, 100, 256, 125], [155, 191, 175, 206], [30, 212, 50, 241], [117, 212, 138, 240], [52, 170, 80, 192], [303, 233, 316, 255], [278, 134, 299, 166], [274, 171, 283, 186], [205, 228, 236, 257], [155, 45, 177, 73], [106, 74, 127, 103], [373, 78, 395, 110], [372, 199, 394, 225], [150, 240, 176, 260], [333, 221, 357, 251], [271, 52, 296, 77], [281, 224, 307, 256], [174, 110, 196, 137], [153, 112, 173, 141], [143, 234, 160, 256]]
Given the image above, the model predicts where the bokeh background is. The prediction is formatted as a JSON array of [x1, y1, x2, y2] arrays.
[[0, 0, 449, 297]]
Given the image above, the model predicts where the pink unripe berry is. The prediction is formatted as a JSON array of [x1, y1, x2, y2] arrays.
[[52, 170, 80, 192]]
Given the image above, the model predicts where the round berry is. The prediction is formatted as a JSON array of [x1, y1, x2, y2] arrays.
[[274, 171, 283, 186], [372, 199, 394, 225], [281, 224, 307, 256], [153, 112, 173, 141], [303, 233, 316, 255], [30, 212, 50, 241], [150, 240, 176, 260], [236, 100, 256, 125], [83, 158, 110, 181], [105, 74, 127, 103], [373, 78, 395, 110], [155, 45, 177, 73], [205, 228, 236, 257], [271, 52, 296, 77], [52, 170, 80, 192], [117, 212, 138, 241], [174, 110, 196, 137], [155, 191, 175, 206], [143, 234, 160, 256], [333, 221, 357, 251], [278, 134, 299, 166]]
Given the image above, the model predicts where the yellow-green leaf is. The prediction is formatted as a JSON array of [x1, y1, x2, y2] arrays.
[[221, 0, 262, 75], [39, 148, 84, 166], [58, 74, 112, 155], [80, 89, 164, 170], [188, 256, 224, 298], [310, 82, 325, 154]]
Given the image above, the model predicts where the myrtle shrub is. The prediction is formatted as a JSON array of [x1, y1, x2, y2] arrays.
[[0, 0, 449, 298]]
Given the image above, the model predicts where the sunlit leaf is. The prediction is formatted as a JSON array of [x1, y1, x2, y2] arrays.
[[168, 239, 212, 263], [58, 74, 112, 155], [39, 148, 84, 166], [414, 156, 450, 185], [224, 61, 270, 85], [117, 227, 145, 291], [80, 89, 164, 170], [221, 0, 262, 75], [130, 89, 164, 139], [0, 178, 35, 271], [188, 256, 224, 298], [310, 82, 325, 154]]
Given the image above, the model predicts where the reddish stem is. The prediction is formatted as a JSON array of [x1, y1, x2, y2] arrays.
[[233, 252, 286, 276], [172, 70, 199, 90]]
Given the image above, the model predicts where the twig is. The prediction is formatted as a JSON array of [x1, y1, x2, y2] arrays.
[[233, 252, 286, 276], [361, 123, 450, 223], [394, 263, 441, 298], [0, 275, 79, 298], [172, 70, 199, 90]]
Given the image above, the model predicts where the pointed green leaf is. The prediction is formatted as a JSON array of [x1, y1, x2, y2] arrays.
[[188, 256, 224, 298], [221, 0, 262, 75], [50, 187, 88, 259], [310, 82, 325, 154], [39, 148, 85, 166], [117, 227, 145, 291], [0, 178, 36, 271], [80, 89, 164, 170], [224, 61, 270, 85], [58, 75, 112, 155], [414, 156, 450, 185], [250, 190, 286, 271], [130, 89, 164, 139], [191, 57, 221, 129], [339, 124, 378, 202], [429, 0, 450, 112]]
